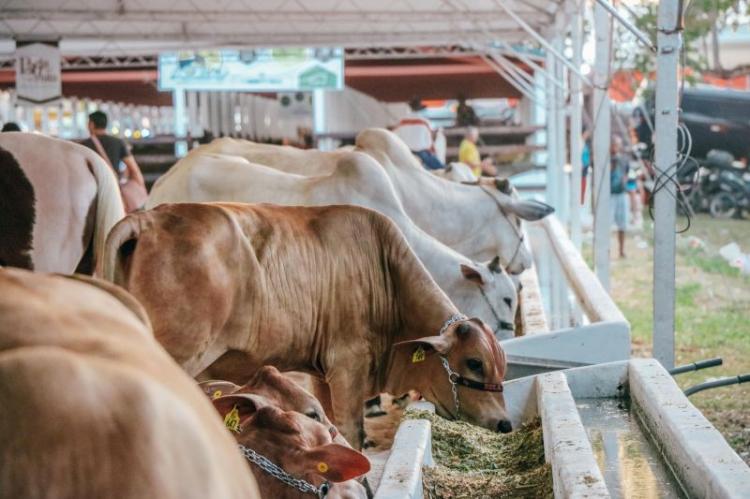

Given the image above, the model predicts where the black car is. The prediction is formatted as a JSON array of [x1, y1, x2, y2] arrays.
[[639, 87, 750, 163]]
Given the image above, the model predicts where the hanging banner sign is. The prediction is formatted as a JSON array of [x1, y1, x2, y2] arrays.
[[15, 42, 62, 104], [158, 47, 344, 92]]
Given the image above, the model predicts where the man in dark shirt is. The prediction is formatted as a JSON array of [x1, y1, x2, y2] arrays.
[[81, 111, 145, 186]]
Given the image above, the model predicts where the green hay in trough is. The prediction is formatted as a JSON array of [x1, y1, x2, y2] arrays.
[[404, 410, 553, 499]]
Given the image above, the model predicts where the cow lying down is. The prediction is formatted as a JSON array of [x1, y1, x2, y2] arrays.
[[104, 202, 512, 447], [199, 373, 370, 499], [0, 268, 259, 499]]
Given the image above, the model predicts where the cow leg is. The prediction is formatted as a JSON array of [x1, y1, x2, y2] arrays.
[[311, 377, 334, 421], [327, 371, 367, 449]]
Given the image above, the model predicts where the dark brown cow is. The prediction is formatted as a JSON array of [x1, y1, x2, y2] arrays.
[[104, 202, 511, 446]]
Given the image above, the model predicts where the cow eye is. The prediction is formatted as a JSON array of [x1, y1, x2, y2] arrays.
[[466, 358, 484, 375], [305, 410, 321, 422]]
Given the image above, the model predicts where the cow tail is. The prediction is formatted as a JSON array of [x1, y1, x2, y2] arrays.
[[99, 215, 141, 285], [88, 153, 126, 276]]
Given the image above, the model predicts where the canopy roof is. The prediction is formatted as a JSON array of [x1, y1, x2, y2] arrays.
[[0, 0, 564, 56]]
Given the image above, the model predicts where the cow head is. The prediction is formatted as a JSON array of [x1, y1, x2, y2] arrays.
[[213, 394, 370, 499], [458, 257, 517, 339], [198, 366, 349, 448], [394, 318, 511, 433]]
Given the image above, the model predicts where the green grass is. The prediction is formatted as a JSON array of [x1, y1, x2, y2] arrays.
[[592, 214, 750, 463]]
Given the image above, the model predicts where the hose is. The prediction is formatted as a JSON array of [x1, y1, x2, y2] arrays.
[[684, 374, 750, 397], [669, 357, 723, 375]]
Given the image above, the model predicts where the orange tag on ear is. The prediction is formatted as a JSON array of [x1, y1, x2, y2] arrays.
[[212, 390, 223, 399], [317, 462, 329, 473], [224, 405, 242, 433], [412, 346, 426, 363]]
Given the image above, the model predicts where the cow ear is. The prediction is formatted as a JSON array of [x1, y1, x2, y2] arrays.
[[506, 199, 555, 221], [460, 262, 486, 285], [393, 333, 455, 358], [212, 394, 267, 433], [304, 443, 371, 482], [199, 380, 241, 400]]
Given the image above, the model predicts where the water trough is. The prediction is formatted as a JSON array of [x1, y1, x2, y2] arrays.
[[375, 359, 750, 498]]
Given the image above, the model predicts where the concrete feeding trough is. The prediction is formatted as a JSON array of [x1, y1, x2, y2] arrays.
[[375, 358, 750, 498]]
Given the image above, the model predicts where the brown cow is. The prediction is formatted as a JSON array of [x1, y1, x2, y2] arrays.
[[0, 268, 259, 499], [104, 202, 511, 447], [199, 366, 350, 447], [212, 393, 370, 498]]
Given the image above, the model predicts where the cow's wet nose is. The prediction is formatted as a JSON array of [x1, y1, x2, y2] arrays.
[[497, 419, 513, 433]]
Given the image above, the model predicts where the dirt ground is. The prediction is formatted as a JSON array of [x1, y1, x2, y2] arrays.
[[601, 214, 750, 465]]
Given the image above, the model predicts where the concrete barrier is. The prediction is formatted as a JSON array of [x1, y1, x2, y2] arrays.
[[374, 401, 434, 499], [630, 358, 750, 499]]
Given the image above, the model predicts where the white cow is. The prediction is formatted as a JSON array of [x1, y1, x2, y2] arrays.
[[433, 162, 478, 183], [148, 151, 517, 338], [198, 132, 553, 274]]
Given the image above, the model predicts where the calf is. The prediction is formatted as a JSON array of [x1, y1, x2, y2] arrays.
[[212, 393, 370, 499], [199, 366, 349, 447]]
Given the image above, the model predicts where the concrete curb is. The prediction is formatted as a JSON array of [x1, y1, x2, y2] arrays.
[[630, 358, 750, 499], [536, 372, 611, 498], [373, 402, 434, 499]]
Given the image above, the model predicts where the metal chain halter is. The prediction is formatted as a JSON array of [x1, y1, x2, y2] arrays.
[[438, 313, 468, 336], [239, 445, 330, 498], [440, 355, 463, 418], [436, 313, 505, 420]]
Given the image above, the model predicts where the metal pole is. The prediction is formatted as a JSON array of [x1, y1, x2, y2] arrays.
[[489, 53, 536, 87], [480, 55, 544, 105], [554, 33, 568, 225], [593, 0, 656, 52], [493, 0, 593, 87], [570, 1, 584, 251], [545, 48, 558, 215], [592, 0, 612, 290], [493, 43, 567, 92], [653, 0, 683, 369], [172, 87, 187, 157]]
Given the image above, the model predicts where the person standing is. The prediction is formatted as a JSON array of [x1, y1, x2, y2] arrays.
[[81, 111, 147, 212], [456, 95, 479, 127], [610, 136, 629, 258]]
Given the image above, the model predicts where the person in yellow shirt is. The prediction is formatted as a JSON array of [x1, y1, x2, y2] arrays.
[[458, 127, 495, 177]]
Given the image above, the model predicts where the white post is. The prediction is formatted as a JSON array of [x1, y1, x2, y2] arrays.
[[172, 87, 188, 157], [545, 49, 558, 213], [592, 0, 612, 290], [554, 32, 568, 225], [653, 0, 682, 369], [313, 89, 335, 151], [569, 1, 584, 251], [209, 92, 221, 138]]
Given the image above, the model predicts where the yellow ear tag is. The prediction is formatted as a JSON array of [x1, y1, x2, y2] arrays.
[[224, 405, 242, 433], [412, 346, 426, 363], [317, 462, 329, 473], [212, 390, 223, 400]]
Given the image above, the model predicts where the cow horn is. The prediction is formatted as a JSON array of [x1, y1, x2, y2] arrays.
[[488, 256, 503, 274], [495, 177, 512, 194]]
